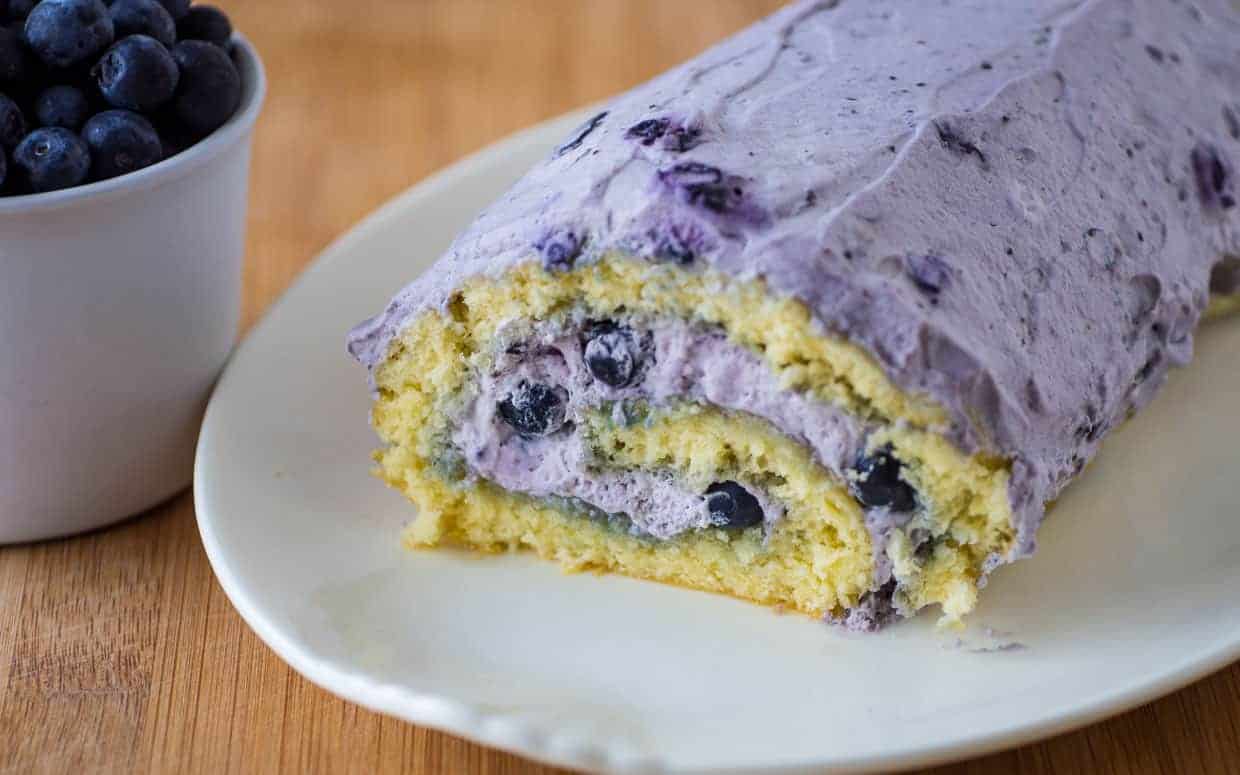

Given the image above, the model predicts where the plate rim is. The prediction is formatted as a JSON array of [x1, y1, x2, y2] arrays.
[[194, 108, 1240, 775]]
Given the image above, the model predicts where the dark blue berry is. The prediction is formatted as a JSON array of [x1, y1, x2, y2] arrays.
[[0, 22, 30, 83], [169, 39, 239, 136], [81, 108, 161, 179], [94, 34, 178, 111], [107, 0, 173, 46], [13, 126, 90, 191], [150, 0, 188, 21], [583, 322, 644, 388], [497, 380, 568, 437], [24, 0, 114, 69], [705, 481, 764, 529], [0, 92, 25, 147], [34, 84, 89, 128], [851, 445, 918, 512], [175, 4, 230, 47]]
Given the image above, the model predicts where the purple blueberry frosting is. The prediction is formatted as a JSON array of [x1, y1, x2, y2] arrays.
[[349, 0, 1240, 560]]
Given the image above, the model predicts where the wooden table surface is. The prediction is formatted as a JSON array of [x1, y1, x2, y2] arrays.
[[2, 1, 1238, 772]]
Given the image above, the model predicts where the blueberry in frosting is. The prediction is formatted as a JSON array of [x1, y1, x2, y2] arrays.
[[582, 321, 645, 388], [497, 380, 568, 438], [851, 445, 917, 513]]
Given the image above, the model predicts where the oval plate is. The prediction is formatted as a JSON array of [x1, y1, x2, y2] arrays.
[[196, 110, 1240, 774]]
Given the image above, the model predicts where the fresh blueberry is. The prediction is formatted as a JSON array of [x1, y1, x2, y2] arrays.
[[24, 0, 114, 69], [107, 0, 174, 46], [149, 0, 188, 21], [94, 34, 178, 111], [34, 84, 89, 128], [496, 380, 568, 437], [13, 126, 90, 191], [705, 481, 764, 530], [583, 322, 644, 388], [0, 22, 30, 83], [851, 445, 918, 512], [0, 92, 25, 148], [169, 39, 239, 136], [176, 4, 230, 47], [81, 108, 161, 179]]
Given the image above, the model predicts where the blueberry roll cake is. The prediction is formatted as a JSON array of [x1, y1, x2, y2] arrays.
[[348, 0, 1240, 629]]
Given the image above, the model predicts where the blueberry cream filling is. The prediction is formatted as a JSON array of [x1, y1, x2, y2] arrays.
[[448, 313, 954, 608], [349, 0, 1240, 629]]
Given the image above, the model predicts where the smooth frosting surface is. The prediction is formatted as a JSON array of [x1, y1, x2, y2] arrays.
[[350, 0, 1240, 556]]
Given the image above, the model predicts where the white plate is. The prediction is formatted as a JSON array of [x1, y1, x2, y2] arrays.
[[196, 111, 1240, 775]]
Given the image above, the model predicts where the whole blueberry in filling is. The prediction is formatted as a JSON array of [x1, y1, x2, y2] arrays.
[[705, 481, 764, 529], [851, 445, 918, 512], [497, 380, 568, 437], [583, 322, 645, 388]]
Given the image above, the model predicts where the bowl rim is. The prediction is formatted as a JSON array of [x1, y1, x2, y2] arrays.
[[0, 34, 268, 216]]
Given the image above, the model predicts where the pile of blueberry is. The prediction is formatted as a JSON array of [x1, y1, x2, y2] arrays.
[[0, 0, 242, 195]]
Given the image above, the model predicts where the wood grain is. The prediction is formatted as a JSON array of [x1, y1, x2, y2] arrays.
[[1, 1, 1237, 772]]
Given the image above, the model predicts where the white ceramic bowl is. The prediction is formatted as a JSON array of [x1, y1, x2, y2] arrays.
[[0, 37, 267, 544]]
